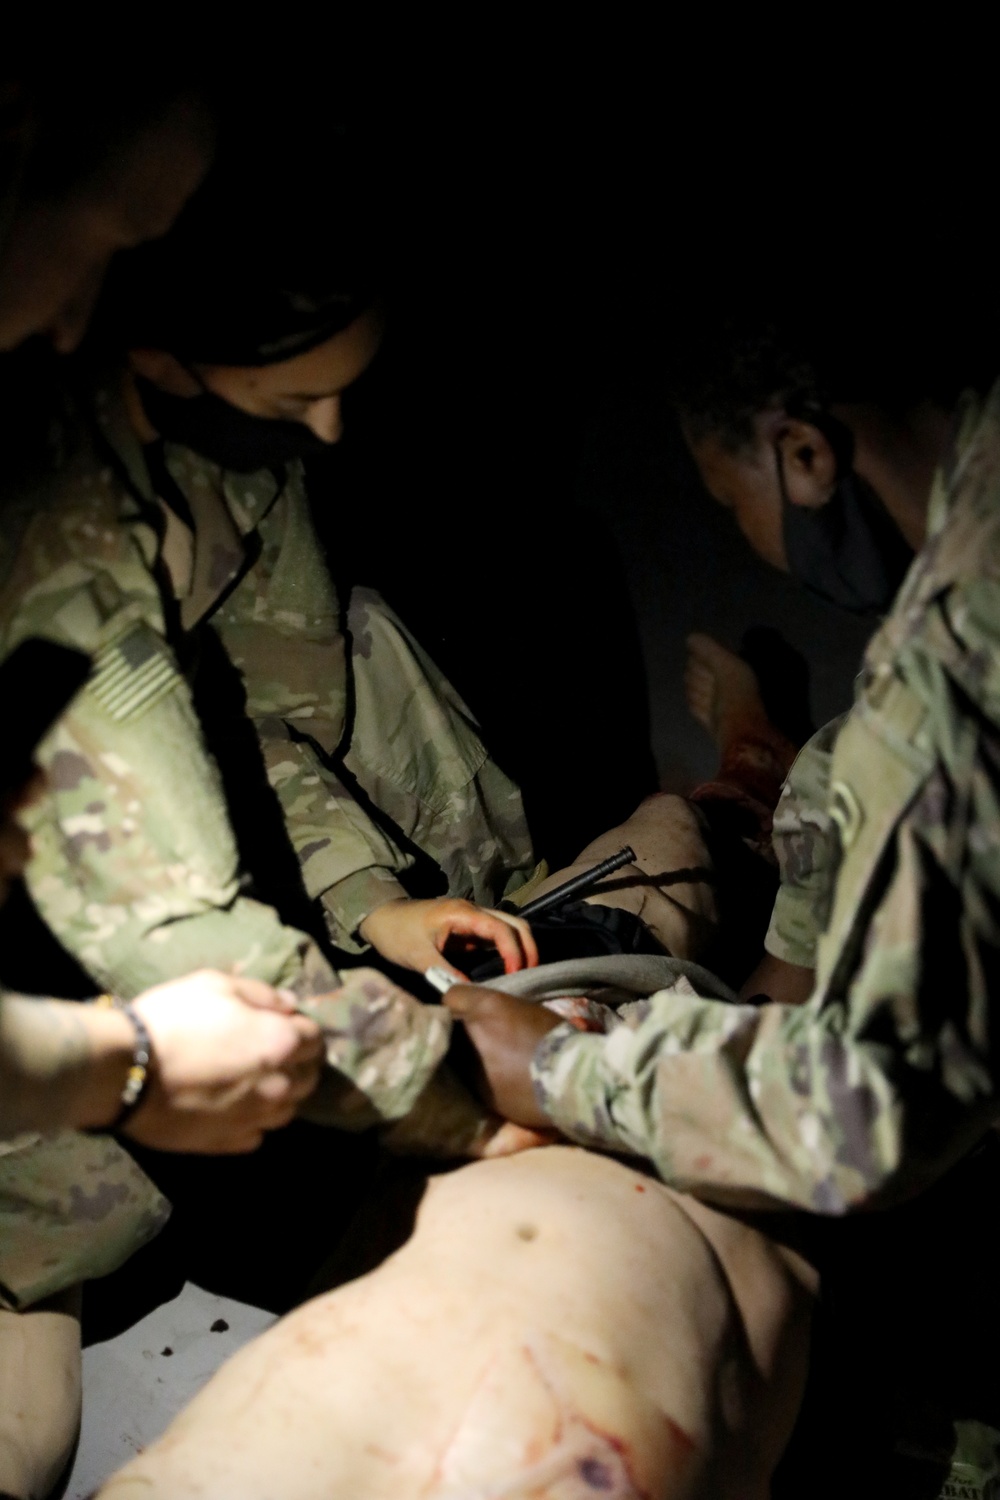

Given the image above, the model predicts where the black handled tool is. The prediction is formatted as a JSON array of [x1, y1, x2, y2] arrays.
[[516, 845, 637, 920]]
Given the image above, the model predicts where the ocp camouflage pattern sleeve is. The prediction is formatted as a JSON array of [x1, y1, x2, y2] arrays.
[[533, 785, 1000, 1215], [764, 716, 845, 969], [0, 1129, 169, 1309], [214, 475, 535, 948], [323, 587, 536, 947], [536, 383, 1000, 1215], [207, 475, 446, 949], [254, 730, 413, 938], [208, 468, 416, 925], [298, 968, 453, 1127], [19, 639, 337, 999], [0, 409, 337, 1000]]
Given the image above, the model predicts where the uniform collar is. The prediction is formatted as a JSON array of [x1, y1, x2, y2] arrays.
[[88, 368, 290, 631]]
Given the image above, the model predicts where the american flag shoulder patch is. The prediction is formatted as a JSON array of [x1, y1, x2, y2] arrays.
[[89, 628, 181, 723]]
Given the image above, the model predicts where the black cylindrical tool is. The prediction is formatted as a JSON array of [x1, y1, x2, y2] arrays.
[[516, 845, 637, 920]]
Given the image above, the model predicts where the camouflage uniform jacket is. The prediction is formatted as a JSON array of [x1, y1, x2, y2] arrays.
[[534, 384, 1000, 1213], [0, 373, 510, 1306], [0, 375, 461, 1110], [0, 370, 524, 974]]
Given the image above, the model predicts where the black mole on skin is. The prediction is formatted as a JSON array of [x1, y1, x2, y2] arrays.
[[210, 1318, 229, 1333], [161, 1347, 173, 1357], [578, 1456, 615, 1489], [516, 1224, 538, 1242]]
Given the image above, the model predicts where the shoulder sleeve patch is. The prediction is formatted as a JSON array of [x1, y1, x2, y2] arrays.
[[88, 627, 181, 722]]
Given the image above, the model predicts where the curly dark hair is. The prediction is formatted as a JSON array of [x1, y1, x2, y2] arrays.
[[667, 279, 996, 452], [669, 317, 821, 451]]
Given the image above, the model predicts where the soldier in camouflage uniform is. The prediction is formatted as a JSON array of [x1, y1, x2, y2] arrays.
[[0, 132, 539, 1497], [0, 68, 345, 1496], [448, 336, 1000, 1217], [5, 378, 535, 991], [0, 185, 549, 1314], [0, 331, 536, 1282], [3, 116, 537, 998]]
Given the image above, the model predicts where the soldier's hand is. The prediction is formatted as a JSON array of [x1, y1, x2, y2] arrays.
[[120, 971, 324, 1154], [359, 896, 539, 979], [444, 985, 562, 1128]]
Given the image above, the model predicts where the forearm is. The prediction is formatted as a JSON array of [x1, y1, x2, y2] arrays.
[[297, 968, 454, 1127], [531, 984, 994, 1214], [0, 996, 133, 1136], [27, 818, 336, 999], [25, 682, 338, 999], [255, 726, 412, 950]]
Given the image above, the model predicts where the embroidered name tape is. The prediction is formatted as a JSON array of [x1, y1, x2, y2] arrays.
[[89, 629, 181, 723]]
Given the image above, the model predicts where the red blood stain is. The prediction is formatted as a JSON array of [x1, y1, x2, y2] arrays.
[[634, 1184, 646, 1193]]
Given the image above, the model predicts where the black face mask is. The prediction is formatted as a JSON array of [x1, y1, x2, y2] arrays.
[[135, 376, 332, 473], [775, 411, 914, 615]]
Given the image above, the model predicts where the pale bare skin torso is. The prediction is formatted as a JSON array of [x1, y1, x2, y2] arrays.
[[98, 1147, 815, 1500]]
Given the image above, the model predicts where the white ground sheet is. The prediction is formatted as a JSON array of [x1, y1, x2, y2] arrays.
[[65, 1282, 275, 1499]]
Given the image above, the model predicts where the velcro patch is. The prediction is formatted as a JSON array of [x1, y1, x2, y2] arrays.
[[89, 628, 181, 722]]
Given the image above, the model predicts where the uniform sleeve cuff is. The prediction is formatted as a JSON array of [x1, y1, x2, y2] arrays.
[[320, 868, 409, 953], [298, 968, 453, 1124], [763, 916, 818, 970], [530, 1024, 626, 1152]]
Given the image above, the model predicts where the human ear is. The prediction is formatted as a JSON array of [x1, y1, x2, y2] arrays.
[[775, 417, 838, 509], [127, 347, 201, 397]]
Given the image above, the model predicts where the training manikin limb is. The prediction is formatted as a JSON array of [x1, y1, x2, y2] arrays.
[[524, 794, 721, 961], [97, 1148, 815, 1500], [525, 644, 804, 980], [0, 1285, 81, 1499]]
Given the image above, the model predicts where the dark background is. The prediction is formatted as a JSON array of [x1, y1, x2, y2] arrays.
[[288, 48, 998, 864]]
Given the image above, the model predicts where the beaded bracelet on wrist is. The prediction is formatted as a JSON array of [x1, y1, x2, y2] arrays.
[[93, 993, 153, 1129]]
